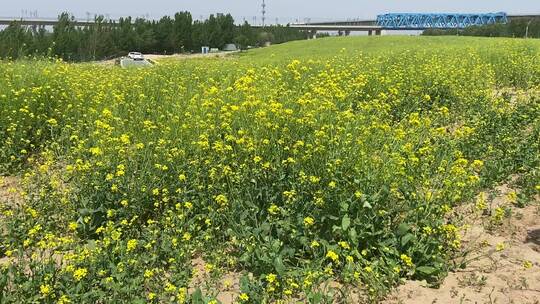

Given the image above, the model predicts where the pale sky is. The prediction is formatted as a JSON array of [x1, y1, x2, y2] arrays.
[[3, 0, 539, 24]]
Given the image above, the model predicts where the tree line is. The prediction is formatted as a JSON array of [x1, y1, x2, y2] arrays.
[[423, 18, 540, 39], [0, 12, 308, 61]]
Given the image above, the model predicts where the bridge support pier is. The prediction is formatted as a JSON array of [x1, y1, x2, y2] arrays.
[[368, 30, 372, 36], [375, 29, 382, 36]]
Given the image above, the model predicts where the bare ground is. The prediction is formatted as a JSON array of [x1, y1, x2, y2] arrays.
[[99, 51, 239, 65], [0, 175, 22, 266], [189, 256, 243, 304], [385, 182, 540, 304], [0, 176, 22, 204]]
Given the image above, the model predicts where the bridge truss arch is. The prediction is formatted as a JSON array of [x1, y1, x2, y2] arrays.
[[376, 13, 508, 29]]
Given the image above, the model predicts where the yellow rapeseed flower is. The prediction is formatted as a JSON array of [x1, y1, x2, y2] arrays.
[[40, 284, 51, 296], [303, 216, 314, 227], [73, 268, 88, 281], [268, 204, 280, 215], [126, 239, 138, 252], [400, 254, 414, 267], [326, 250, 339, 262], [57, 295, 71, 304], [68, 222, 78, 231], [266, 273, 277, 283], [239, 293, 249, 301], [215, 194, 228, 207]]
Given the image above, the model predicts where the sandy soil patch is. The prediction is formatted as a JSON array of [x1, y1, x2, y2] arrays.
[[0, 176, 22, 205], [189, 256, 243, 304], [1, 176, 23, 266]]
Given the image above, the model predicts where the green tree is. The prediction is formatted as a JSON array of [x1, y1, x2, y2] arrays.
[[218, 14, 235, 46], [52, 13, 80, 60], [133, 18, 156, 53], [192, 20, 210, 51], [0, 22, 32, 58], [206, 14, 223, 48], [173, 12, 193, 52], [236, 21, 256, 46], [155, 16, 175, 53], [233, 35, 249, 51]]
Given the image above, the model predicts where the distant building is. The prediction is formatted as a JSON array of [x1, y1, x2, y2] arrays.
[[223, 44, 238, 51]]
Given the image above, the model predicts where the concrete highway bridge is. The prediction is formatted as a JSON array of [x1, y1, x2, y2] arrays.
[[0, 18, 94, 27], [282, 24, 383, 36]]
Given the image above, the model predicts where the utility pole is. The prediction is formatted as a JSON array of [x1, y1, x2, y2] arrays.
[[525, 19, 533, 38], [261, 0, 266, 27]]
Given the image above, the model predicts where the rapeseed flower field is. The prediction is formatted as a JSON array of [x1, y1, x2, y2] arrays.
[[1, 36, 539, 303]]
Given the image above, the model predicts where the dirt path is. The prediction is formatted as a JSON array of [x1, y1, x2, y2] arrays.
[[98, 51, 240, 65], [385, 183, 540, 304], [143, 51, 239, 61]]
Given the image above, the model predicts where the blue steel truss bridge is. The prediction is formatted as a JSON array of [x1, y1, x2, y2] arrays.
[[376, 13, 509, 29]]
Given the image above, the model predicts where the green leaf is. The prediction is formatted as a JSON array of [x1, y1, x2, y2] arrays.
[[191, 288, 204, 304], [308, 292, 324, 304], [341, 215, 351, 231], [396, 223, 410, 236], [239, 252, 251, 263], [274, 256, 285, 275], [401, 233, 415, 247], [416, 266, 437, 275], [349, 227, 358, 242], [240, 275, 250, 291]]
